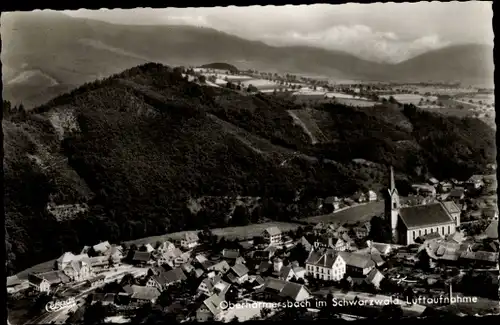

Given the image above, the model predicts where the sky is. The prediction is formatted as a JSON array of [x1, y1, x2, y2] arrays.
[[63, 2, 493, 63]]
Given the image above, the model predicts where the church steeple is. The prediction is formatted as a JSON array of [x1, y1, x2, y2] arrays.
[[385, 165, 400, 243]]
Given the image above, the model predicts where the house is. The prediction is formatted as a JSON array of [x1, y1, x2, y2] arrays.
[[248, 275, 266, 288], [428, 177, 439, 186], [146, 268, 187, 291], [197, 275, 230, 297], [7, 276, 29, 294], [352, 226, 369, 239], [465, 175, 484, 190], [129, 285, 160, 304], [157, 248, 185, 267], [448, 188, 465, 201], [352, 192, 367, 203], [181, 263, 194, 274], [292, 266, 306, 279], [234, 256, 246, 265], [102, 293, 116, 306], [447, 231, 465, 243], [87, 274, 106, 288], [338, 252, 375, 276], [367, 190, 378, 202], [412, 184, 436, 197], [355, 247, 385, 267], [28, 274, 51, 293], [157, 241, 176, 254], [273, 258, 284, 273], [61, 258, 93, 282], [56, 252, 90, 270], [221, 249, 240, 260], [93, 241, 112, 255], [324, 197, 341, 211], [144, 244, 155, 253], [298, 236, 313, 251], [483, 208, 499, 220], [196, 294, 224, 322], [195, 254, 209, 265], [259, 277, 311, 302], [484, 220, 498, 239], [314, 235, 347, 251], [132, 251, 151, 265], [438, 182, 453, 193], [305, 249, 346, 281], [181, 232, 199, 250], [262, 227, 282, 245], [205, 260, 231, 274], [459, 251, 499, 267], [108, 245, 124, 262], [417, 231, 443, 243], [226, 263, 249, 284], [257, 261, 273, 275], [278, 266, 297, 281], [252, 250, 274, 261]]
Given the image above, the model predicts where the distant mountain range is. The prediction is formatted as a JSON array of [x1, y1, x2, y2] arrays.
[[2, 11, 494, 108]]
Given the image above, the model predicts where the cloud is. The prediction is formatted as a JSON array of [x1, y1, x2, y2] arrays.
[[258, 25, 448, 63]]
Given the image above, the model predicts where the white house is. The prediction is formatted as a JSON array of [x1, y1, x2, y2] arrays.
[[28, 274, 51, 293], [226, 263, 249, 284], [305, 250, 346, 281], [181, 232, 199, 250], [157, 241, 176, 254], [262, 227, 282, 245], [93, 241, 112, 255], [367, 190, 378, 202]]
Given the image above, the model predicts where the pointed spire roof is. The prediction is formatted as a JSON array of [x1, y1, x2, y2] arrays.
[[390, 166, 395, 191]]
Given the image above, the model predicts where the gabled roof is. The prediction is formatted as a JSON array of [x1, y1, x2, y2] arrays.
[[7, 275, 22, 287], [57, 252, 76, 263], [305, 250, 338, 268], [263, 277, 287, 292], [144, 244, 155, 253], [231, 263, 249, 277], [279, 266, 295, 279], [163, 268, 187, 284], [460, 251, 498, 262], [130, 285, 160, 301], [258, 261, 272, 273], [209, 260, 231, 273], [366, 268, 384, 284], [484, 220, 498, 239], [202, 294, 224, 316], [183, 232, 199, 242], [93, 241, 111, 254], [467, 175, 484, 183], [442, 201, 461, 215], [449, 188, 465, 197], [222, 249, 240, 259], [133, 251, 151, 262], [339, 252, 375, 269], [279, 282, 309, 301], [399, 203, 455, 229], [264, 227, 282, 236], [419, 232, 442, 241]]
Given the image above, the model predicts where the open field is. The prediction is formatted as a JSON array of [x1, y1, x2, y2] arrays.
[[380, 94, 438, 104], [334, 98, 378, 107], [15, 259, 57, 280], [304, 201, 384, 224], [125, 221, 302, 246]]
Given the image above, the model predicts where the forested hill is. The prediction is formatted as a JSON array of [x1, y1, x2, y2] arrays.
[[3, 63, 495, 274]]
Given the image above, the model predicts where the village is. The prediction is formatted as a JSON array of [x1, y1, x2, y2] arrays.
[[7, 170, 499, 324]]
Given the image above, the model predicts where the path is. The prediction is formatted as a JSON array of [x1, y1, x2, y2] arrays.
[[287, 110, 318, 145]]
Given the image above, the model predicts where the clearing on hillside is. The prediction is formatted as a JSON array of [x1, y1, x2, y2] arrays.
[[305, 201, 384, 224], [287, 109, 328, 144], [125, 221, 302, 246]]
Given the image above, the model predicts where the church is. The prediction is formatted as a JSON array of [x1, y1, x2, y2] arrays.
[[385, 167, 461, 245]]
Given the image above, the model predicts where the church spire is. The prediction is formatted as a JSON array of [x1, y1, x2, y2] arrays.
[[390, 165, 396, 192]]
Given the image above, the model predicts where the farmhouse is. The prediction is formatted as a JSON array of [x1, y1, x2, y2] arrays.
[[465, 175, 484, 190], [226, 263, 250, 284], [128, 285, 160, 304], [367, 190, 378, 202], [93, 241, 112, 255], [146, 268, 187, 292], [181, 232, 199, 250], [305, 249, 346, 281], [262, 227, 282, 245], [157, 241, 176, 254], [28, 274, 51, 293], [339, 252, 375, 276], [257, 277, 311, 302], [386, 166, 460, 245], [87, 274, 106, 288], [196, 294, 224, 322], [314, 235, 347, 251]]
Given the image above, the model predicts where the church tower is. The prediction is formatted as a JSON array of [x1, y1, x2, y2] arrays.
[[385, 166, 400, 243]]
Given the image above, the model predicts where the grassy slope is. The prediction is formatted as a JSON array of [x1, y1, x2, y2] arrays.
[[3, 63, 496, 275]]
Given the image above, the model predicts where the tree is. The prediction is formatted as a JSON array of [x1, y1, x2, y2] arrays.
[[83, 301, 107, 325], [318, 293, 337, 320], [368, 216, 392, 243], [416, 249, 431, 271], [198, 75, 206, 83], [380, 303, 403, 319], [289, 243, 308, 265], [231, 206, 250, 226], [157, 289, 173, 308], [260, 307, 272, 319]]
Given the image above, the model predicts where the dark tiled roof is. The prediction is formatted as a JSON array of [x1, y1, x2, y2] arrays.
[[305, 250, 339, 268], [442, 201, 461, 215], [399, 203, 454, 229], [279, 282, 308, 301], [222, 249, 240, 259], [130, 285, 160, 301], [231, 263, 249, 277], [7, 275, 22, 287], [264, 227, 281, 236], [202, 294, 224, 316], [339, 252, 375, 269], [485, 220, 498, 239], [133, 251, 151, 262]]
